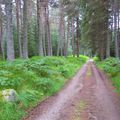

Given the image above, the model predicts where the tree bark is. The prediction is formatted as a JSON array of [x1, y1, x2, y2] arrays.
[[71, 17, 75, 57], [0, 5, 3, 57], [106, 29, 111, 57], [117, 0, 120, 58], [37, 0, 44, 56], [114, 0, 119, 58], [22, 0, 28, 59], [45, 0, 52, 56], [15, 0, 22, 57], [5, 0, 15, 61], [57, 3, 65, 56], [66, 18, 71, 56], [76, 15, 80, 57]]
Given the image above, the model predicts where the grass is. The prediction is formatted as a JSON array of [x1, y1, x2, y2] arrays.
[[75, 100, 87, 112], [86, 64, 92, 77], [0, 56, 87, 120], [72, 100, 87, 120], [96, 57, 120, 93]]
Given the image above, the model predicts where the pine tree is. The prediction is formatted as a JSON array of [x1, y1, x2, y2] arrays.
[[22, 0, 28, 59], [5, 0, 15, 61]]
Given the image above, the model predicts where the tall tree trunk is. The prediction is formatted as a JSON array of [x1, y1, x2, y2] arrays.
[[5, 0, 15, 61], [57, 3, 65, 56], [22, 0, 28, 59], [114, 0, 119, 58], [0, 5, 3, 58], [15, 0, 22, 57], [76, 15, 80, 57], [106, 29, 111, 57], [45, 0, 52, 56], [63, 19, 67, 57], [66, 18, 71, 56], [28, 0, 33, 17], [37, 0, 52, 56], [117, 0, 120, 57], [72, 17, 75, 57], [37, 0, 44, 56]]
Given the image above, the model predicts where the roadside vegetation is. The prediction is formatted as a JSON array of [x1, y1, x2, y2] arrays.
[[1, 0, 120, 119], [0, 56, 88, 120], [97, 57, 120, 92]]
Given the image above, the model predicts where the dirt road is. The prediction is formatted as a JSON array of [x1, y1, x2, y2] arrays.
[[23, 61, 120, 120]]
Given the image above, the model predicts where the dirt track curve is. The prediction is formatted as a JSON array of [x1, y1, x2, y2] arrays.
[[23, 60, 120, 120]]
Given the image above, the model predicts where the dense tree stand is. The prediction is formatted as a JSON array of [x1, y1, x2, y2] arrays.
[[0, 0, 119, 60]]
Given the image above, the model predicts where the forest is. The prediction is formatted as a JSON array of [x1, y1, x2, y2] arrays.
[[0, 0, 120, 120]]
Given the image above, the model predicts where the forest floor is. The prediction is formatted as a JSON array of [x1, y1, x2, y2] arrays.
[[22, 60, 120, 120]]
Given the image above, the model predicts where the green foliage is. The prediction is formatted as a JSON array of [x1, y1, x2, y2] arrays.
[[99, 57, 120, 76], [81, 0, 109, 58], [13, 25, 19, 57], [34, 78, 55, 94], [28, 18, 38, 57], [58, 66, 69, 77], [97, 57, 120, 92], [51, 32, 58, 56], [18, 90, 39, 108], [79, 55, 89, 62], [0, 102, 25, 120], [111, 73, 120, 92], [0, 56, 87, 120], [93, 56, 100, 62], [13, 18, 38, 58]]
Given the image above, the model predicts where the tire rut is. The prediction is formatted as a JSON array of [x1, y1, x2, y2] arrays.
[[22, 61, 120, 120]]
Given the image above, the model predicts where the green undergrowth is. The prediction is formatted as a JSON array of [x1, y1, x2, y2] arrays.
[[97, 57, 120, 92], [0, 56, 87, 120]]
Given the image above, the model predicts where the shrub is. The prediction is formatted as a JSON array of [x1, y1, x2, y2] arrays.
[[101, 57, 120, 76], [79, 55, 89, 62], [97, 57, 120, 93], [0, 56, 86, 120], [0, 102, 24, 120], [34, 78, 55, 94], [93, 56, 100, 62], [18, 90, 39, 108]]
